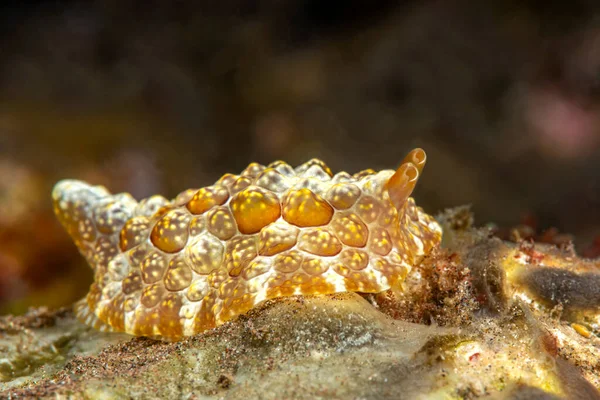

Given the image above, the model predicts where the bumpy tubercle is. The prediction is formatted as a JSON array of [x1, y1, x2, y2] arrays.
[[53, 149, 442, 340]]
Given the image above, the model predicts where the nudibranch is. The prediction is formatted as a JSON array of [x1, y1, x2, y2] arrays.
[[53, 149, 441, 340]]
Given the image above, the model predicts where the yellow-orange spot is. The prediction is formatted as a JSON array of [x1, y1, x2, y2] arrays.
[[290, 272, 311, 285], [331, 171, 353, 183], [343, 271, 380, 292], [132, 307, 160, 337], [206, 206, 237, 240], [164, 256, 193, 291], [267, 160, 295, 177], [107, 255, 129, 281], [151, 209, 191, 253], [174, 188, 198, 206], [207, 268, 229, 289], [127, 242, 150, 266], [356, 196, 381, 224], [120, 216, 150, 251], [94, 200, 131, 235], [378, 206, 398, 227], [189, 216, 206, 236], [369, 227, 393, 256], [258, 222, 299, 256], [297, 275, 335, 295], [302, 257, 329, 275], [153, 205, 174, 220], [218, 287, 254, 323], [282, 189, 334, 228], [298, 228, 342, 256], [333, 262, 352, 277], [118, 296, 135, 315], [95, 302, 111, 327], [185, 233, 224, 275], [86, 283, 102, 311], [192, 294, 217, 333], [388, 251, 404, 265], [273, 250, 303, 273], [106, 293, 125, 331], [224, 236, 257, 277], [141, 251, 168, 284], [122, 271, 143, 295], [158, 293, 183, 339], [78, 218, 96, 242], [101, 283, 120, 299], [326, 183, 361, 210], [230, 176, 252, 194], [93, 236, 119, 270], [122, 296, 137, 313], [339, 249, 369, 270], [265, 273, 293, 297], [141, 284, 166, 308], [241, 259, 271, 280], [353, 169, 376, 179], [295, 159, 333, 178], [186, 186, 229, 215], [181, 303, 196, 320], [218, 279, 246, 300], [187, 279, 210, 302], [241, 162, 266, 178], [330, 213, 369, 247], [230, 187, 281, 234], [216, 173, 237, 187], [372, 258, 406, 285], [255, 168, 291, 192], [136, 195, 170, 218]]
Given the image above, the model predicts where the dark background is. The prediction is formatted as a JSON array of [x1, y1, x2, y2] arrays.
[[1, 0, 600, 313]]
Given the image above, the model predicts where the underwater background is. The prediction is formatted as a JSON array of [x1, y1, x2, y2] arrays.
[[1, 0, 600, 314]]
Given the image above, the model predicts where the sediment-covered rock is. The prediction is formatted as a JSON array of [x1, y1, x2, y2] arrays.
[[1, 208, 598, 399]]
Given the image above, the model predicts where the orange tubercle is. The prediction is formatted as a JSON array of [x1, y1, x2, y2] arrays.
[[282, 188, 334, 228], [186, 186, 229, 215], [230, 187, 281, 234]]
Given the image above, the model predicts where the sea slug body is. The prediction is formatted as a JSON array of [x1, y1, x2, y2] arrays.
[[53, 149, 442, 340]]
